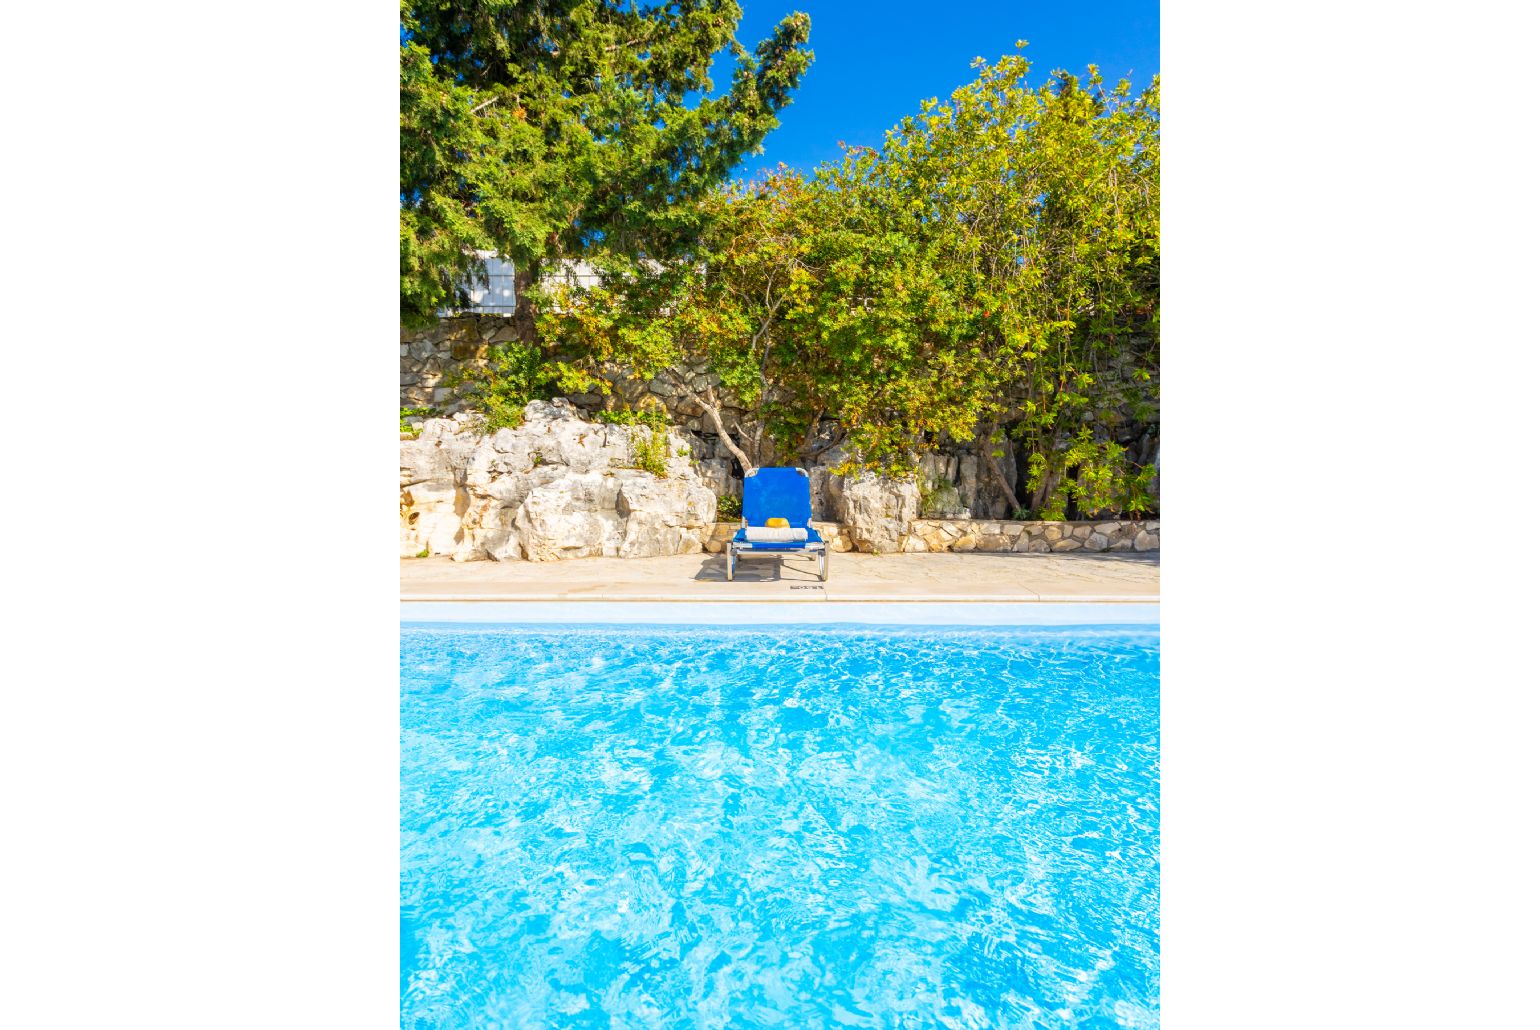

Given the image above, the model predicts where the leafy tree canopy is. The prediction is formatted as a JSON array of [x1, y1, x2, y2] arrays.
[[400, 0, 813, 328], [541, 48, 1159, 517]]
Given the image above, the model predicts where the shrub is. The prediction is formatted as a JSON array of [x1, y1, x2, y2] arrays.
[[399, 406, 439, 437], [1025, 432, 1159, 520], [447, 342, 562, 433], [716, 494, 742, 521], [627, 426, 670, 478], [919, 475, 965, 518], [593, 405, 669, 432]]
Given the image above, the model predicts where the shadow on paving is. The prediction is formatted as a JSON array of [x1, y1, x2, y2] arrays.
[[692, 553, 826, 583]]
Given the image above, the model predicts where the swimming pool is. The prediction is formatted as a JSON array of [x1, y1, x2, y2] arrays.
[[401, 605, 1159, 1027]]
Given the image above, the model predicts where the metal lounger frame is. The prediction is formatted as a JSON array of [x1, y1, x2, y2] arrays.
[[725, 533, 828, 582]]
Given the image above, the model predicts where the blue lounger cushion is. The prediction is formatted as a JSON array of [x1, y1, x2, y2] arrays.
[[731, 527, 824, 551]]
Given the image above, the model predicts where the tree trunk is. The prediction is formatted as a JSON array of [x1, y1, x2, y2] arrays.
[[978, 427, 1018, 518], [983, 452, 1016, 518], [1030, 466, 1060, 516], [663, 369, 755, 472], [700, 399, 755, 473]]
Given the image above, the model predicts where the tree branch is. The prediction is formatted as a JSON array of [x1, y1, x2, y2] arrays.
[[663, 368, 754, 472], [979, 425, 1017, 514]]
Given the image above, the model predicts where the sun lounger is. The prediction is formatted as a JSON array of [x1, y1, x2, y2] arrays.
[[726, 467, 828, 582]]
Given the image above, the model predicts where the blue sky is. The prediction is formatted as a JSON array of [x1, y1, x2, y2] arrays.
[[727, 1, 1159, 179]]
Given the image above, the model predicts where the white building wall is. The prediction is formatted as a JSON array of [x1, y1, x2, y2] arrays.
[[444, 253, 603, 315]]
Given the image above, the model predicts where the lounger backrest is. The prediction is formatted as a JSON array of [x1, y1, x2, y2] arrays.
[[742, 467, 812, 528]]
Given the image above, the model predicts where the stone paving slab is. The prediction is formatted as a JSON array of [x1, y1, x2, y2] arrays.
[[400, 551, 1159, 603]]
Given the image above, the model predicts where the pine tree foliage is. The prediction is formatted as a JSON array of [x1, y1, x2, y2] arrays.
[[400, 0, 813, 327]]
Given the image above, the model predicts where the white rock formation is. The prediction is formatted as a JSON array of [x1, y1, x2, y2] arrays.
[[827, 470, 921, 554], [401, 400, 716, 561]]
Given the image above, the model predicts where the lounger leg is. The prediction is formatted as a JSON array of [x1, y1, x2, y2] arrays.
[[820, 549, 829, 582], [726, 547, 735, 581]]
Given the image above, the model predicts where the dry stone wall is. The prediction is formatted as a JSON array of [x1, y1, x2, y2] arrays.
[[698, 519, 1158, 556], [400, 316, 522, 413], [904, 518, 1159, 553]]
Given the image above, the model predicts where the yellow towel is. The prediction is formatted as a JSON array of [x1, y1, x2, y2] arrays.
[[767, 517, 790, 528]]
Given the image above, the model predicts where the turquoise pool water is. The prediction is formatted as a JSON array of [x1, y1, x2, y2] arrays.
[[401, 621, 1159, 1027]]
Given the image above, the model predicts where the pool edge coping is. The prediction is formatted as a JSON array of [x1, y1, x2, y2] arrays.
[[400, 593, 1159, 604], [401, 600, 1160, 626]]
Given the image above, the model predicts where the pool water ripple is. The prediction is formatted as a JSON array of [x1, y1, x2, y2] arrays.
[[401, 624, 1159, 1028]]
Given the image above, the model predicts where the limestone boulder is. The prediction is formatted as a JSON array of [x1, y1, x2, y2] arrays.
[[399, 401, 717, 562], [828, 472, 921, 554], [615, 475, 714, 559]]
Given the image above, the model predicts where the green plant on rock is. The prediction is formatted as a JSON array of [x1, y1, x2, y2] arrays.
[[627, 425, 671, 478], [415, 546, 431, 558], [919, 475, 965, 518], [400, 405, 439, 437], [448, 342, 564, 433], [716, 494, 743, 521], [593, 405, 669, 432]]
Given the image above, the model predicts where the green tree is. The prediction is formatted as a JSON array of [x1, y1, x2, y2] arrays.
[[539, 165, 990, 475], [863, 52, 1160, 515], [538, 170, 836, 471], [400, 1, 813, 331], [537, 47, 1158, 517]]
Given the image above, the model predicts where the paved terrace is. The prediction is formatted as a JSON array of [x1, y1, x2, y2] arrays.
[[401, 551, 1159, 603]]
